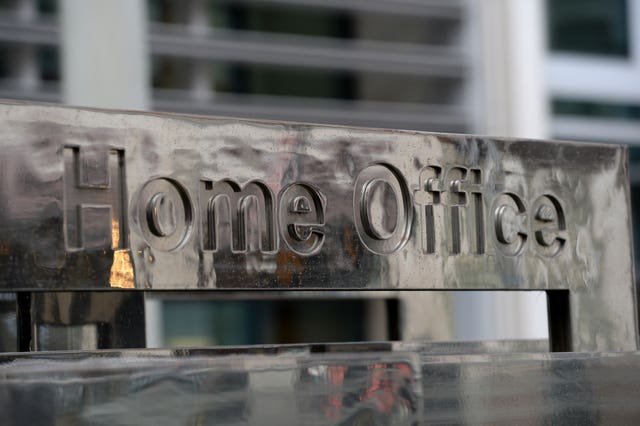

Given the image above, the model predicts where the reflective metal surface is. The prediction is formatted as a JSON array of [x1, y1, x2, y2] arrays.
[[1, 346, 639, 424], [1, 101, 639, 423], [30, 292, 146, 351], [0, 293, 16, 352], [0, 101, 635, 352]]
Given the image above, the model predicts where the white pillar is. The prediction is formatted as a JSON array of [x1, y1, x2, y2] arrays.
[[188, 0, 213, 103], [60, 0, 149, 110], [58, 0, 151, 349], [13, 0, 39, 93], [472, 0, 549, 138], [460, 0, 549, 342]]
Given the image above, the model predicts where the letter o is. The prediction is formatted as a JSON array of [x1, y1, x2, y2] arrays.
[[353, 164, 412, 255], [136, 178, 193, 251]]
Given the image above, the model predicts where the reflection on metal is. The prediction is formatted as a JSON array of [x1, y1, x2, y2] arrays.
[[0, 293, 16, 352], [1, 347, 639, 424], [0, 101, 635, 352], [109, 250, 135, 289], [30, 292, 146, 351], [0, 102, 639, 423], [34, 324, 97, 351]]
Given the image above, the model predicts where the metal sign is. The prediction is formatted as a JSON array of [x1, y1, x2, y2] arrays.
[[0, 102, 636, 351]]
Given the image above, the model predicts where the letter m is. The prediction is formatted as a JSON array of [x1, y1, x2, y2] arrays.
[[200, 179, 276, 253]]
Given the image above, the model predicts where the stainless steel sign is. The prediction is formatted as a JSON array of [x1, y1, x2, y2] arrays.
[[0, 102, 636, 350]]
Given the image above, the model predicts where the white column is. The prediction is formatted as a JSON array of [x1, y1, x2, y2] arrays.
[[13, 0, 39, 93], [60, 0, 149, 109], [460, 0, 549, 341], [470, 0, 549, 138], [188, 0, 213, 103], [58, 0, 151, 349]]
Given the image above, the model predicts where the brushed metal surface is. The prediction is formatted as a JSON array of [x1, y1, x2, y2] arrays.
[[0, 101, 636, 351], [0, 347, 639, 424]]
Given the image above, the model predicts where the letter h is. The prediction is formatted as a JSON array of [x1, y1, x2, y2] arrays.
[[63, 146, 127, 251]]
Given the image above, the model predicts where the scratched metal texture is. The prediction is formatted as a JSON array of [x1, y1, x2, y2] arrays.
[[0, 348, 639, 425], [0, 101, 636, 351]]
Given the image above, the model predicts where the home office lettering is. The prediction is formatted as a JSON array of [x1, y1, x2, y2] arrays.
[[63, 146, 567, 258]]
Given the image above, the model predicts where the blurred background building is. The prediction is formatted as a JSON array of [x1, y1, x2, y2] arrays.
[[0, 0, 637, 348]]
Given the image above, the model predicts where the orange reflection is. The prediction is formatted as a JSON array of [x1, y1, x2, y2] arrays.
[[111, 218, 120, 249], [110, 217, 133, 288], [110, 249, 135, 288]]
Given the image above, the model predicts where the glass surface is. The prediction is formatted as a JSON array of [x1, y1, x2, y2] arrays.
[[148, 1, 460, 45], [146, 292, 548, 349], [548, 0, 630, 56], [37, 46, 59, 82], [161, 299, 372, 346], [221, 3, 353, 39], [0, 44, 8, 79], [148, 0, 186, 25], [553, 99, 640, 121], [228, 64, 355, 99], [0, 293, 15, 352], [151, 56, 192, 89], [37, 0, 57, 15]]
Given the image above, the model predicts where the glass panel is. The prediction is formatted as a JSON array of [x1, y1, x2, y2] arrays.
[[160, 299, 372, 346], [37, 0, 57, 15], [548, 0, 630, 56], [553, 99, 640, 121], [221, 4, 353, 39], [227, 64, 355, 99], [146, 292, 549, 349], [38, 46, 59, 82], [148, 0, 187, 25]]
